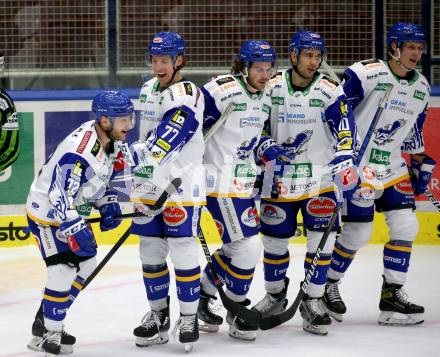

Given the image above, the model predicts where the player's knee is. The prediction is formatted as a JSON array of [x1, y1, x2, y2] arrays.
[[262, 235, 289, 255], [47, 264, 77, 291], [139, 236, 168, 265], [226, 235, 261, 269], [77, 257, 97, 280], [385, 209, 419, 242], [306, 230, 337, 254], [337, 221, 373, 250], [168, 236, 199, 269]]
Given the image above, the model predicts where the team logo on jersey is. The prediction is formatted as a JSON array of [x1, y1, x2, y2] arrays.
[[163, 207, 188, 226], [281, 130, 313, 157], [394, 179, 414, 195], [214, 219, 224, 238], [76, 131, 92, 154], [351, 187, 376, 208], [240, 207, 260, 227], [369, 148, 391, 165], [373, 119, 406, 146], [237, 136, 258, 160], [260, 204, 286, 225], [306, 197, 336, 218]]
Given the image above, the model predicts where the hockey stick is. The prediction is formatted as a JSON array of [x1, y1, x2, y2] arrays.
[[259, 83, 394, 330], [82, 178, 182, 289], [321, 60, 341, 83], [424, 188, 440, 212], [204, 102, 237, 142], [87, 211, 147, 223]]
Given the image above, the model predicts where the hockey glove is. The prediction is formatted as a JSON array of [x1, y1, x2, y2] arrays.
[[60, 216, 97, 257], [409, 153, 436, 196], [329, 155, 360, 201], [95, 190, 122, 231], [257, 137, 293, 175]]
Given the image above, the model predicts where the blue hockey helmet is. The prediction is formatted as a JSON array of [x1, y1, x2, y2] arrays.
[[148, 31, 186, 58], [239, 40, 276, 64], [387, 23, 426, 48], [92, 90, 135, 126], [289, 31, 326, 55]]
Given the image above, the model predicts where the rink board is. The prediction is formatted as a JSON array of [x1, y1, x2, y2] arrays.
[[0, 210, 438, 248]]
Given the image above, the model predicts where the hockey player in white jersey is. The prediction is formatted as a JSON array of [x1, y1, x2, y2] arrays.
[[26, 91, 135, 355], [130, 32, 205, 352], [251, 31, 359, 336], [322, 23, 436, 326], [196, 40, 292, 341]]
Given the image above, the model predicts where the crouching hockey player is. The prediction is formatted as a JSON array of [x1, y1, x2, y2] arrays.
[[26, 91, 135, 355], [323, 23, 436, 326]]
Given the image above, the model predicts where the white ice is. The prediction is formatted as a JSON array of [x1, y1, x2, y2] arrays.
[[1, 243, 439, 357]]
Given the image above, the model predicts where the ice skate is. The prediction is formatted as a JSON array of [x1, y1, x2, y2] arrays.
[[299, 294, 331, 336], [41, 330, 62, 356], [197, 290, 223, 332], [226, 300, 258, 341], [252, 278, 289, 318], [27, 313, 75, 354], [133, 304, 170, 347], [174, 314, 199, 352], [323, 279, 346, 322], [378, 276, 424, 326]]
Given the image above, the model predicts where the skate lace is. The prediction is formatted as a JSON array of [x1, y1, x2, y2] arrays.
[[39, 330, 61, 347], [172, 315, 196, 339], [140, 310, 162, 331], [208, 297, 222, 314], [395, 288, 411, 305], [326, 282, 342, 303], [254, 294, 278, 313]]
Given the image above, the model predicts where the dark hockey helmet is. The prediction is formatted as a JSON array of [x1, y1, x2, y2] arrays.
[[148, 31, 186, 58], [92, 90, 135, 126]]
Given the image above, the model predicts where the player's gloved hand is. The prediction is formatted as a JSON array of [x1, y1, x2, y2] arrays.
[[60, 216, 97, 257], [329, 154, 360, 201], [95, 190, 122, 231], [409, 154, 436, 196], [258, 138, 293, 176]]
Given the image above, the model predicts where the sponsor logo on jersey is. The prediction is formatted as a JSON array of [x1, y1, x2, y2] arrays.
[[214, 219, 224, 238], [240, 116, 262, 128], [306, 197, 336, 217], [152, 37, 163, 43], [2, 112, 18, 130], [283, 163, 312, 178], [374, 82, 390, 91], [260, 204, 286, 225], [369, 148, 391, 165], [140, 94, 147, 103], [362, 165, 377, 180], [0, 98, 9, 111], [163, 207, 188, 226], [351, 187, 376, 208], [135, 165, 154, 179], [394, 179, 414, 195], [373, 119, 406, 146], [281, 130, 312, 157], [76, 131, 92, 154], [233, 103, 247, 111], [413, 90, 426, 101], [170, 109, 188, 127], [71, 161, 85, 180], [309, 98, 324, 107], [91, 140, 101, 157], [216, 76, 235, 86], [262, 104, 271, 114], [272, 96, 284, 105], [240, 207, 259, 227], [234, 164, 256, 178], [156, 138, 171, 151], [184, 82, 193, 95]]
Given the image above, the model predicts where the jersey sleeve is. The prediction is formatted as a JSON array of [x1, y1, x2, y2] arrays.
[[401, 101, 429, 154], [0, 90, 19, 172]]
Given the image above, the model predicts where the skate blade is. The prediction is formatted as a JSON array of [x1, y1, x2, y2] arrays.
[[302, 321, 328, 336], [378, 311, 424, 326], [27, 338, 73, 355], [198, 319, 220, 333], [228, 328, 256, 341], [184, 343, 193, 353], [135, 331, 169, 347]]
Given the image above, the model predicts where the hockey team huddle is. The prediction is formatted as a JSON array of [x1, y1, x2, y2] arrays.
[[21, 23, 436, 355]]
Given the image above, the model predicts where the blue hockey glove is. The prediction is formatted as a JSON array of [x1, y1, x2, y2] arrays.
[[329, 155, 360, 201], [409, 154, 436, 196], [96, 190, 122, 231], [60, 216, 96, 257]]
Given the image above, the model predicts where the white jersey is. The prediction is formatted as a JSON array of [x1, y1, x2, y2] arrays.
[[134, 78, 206, 206], [201, 74, 272, 197], [265, 69, 356, 200], [343, 59, 430, 188], [26, 120, 125, 225]]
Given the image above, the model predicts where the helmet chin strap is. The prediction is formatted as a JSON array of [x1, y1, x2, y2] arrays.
[[389, 47, 412, 72]]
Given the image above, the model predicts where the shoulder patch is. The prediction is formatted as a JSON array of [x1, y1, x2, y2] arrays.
[[216, 76, 235, 86], [360, 58, 380, 66], [184, 82, 193, 95], [91, 139, 101, 157], [322, 75, 340, 87], [76, 131, 92, 154]]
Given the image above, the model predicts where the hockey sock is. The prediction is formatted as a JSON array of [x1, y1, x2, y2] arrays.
[[225, 262, 255, 301], [66, 276, 85, 309], [142, 263, 170, 304], [383, 240, 412, 283], [204, 249, 230, 287], [304, 252, 331, 297], [42, 287, 70, 331], [175, 266, 201, 315], [328, 240, 357, 280], [263, 250, 290, 283]]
